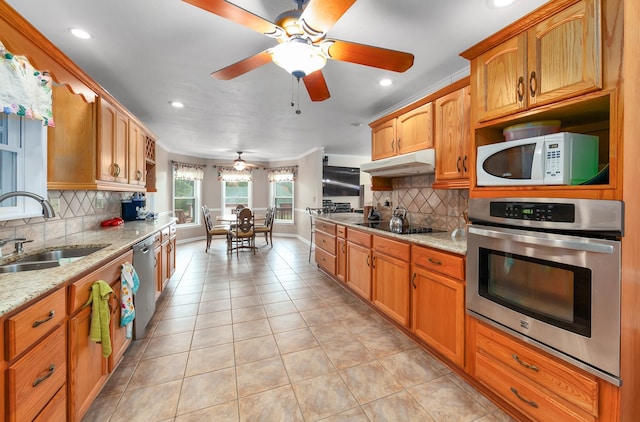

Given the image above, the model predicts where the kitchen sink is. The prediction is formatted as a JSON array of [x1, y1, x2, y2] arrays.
[[0, 245, 107, 273]]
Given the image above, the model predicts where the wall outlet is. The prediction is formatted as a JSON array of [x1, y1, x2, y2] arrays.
[[50, 197, 60, 214], [95, 197, 105, 209]]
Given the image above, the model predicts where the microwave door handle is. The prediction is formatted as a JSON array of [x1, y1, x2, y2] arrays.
[[468, 226, 615, 254]]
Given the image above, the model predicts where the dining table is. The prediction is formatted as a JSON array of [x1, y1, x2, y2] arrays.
[[216, 214, 265, 224]]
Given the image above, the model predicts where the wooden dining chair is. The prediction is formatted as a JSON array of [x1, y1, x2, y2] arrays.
[[254, 206, 275, 246], [202, 206, 231, 253], [230, 207, 255, 255]]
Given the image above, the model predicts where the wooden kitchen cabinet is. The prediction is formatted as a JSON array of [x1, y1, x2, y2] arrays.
[[469, 0, 601, 123], [128, 120, 147, 187], [109, 280, 131, 372], [411, 245, 465, 367], [154, 231, 163, 299], [434, 84, 471, 188], [372, 236, 411, 327], [346, 229, 372, 300], [161, 223, 177, 288], [314, 220, 337, 275], [336, 225, 347, 283], [98, 97, 129, 184], [371, 102, 434, 161]]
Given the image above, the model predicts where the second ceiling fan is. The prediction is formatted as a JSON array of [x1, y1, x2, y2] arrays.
[[182, 0, 414, 101]]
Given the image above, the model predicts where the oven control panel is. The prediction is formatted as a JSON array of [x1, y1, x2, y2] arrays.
[[489, 202, 575, 222]]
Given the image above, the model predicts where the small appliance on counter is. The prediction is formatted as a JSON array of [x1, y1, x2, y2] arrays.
[[121, 192, 146, 221]]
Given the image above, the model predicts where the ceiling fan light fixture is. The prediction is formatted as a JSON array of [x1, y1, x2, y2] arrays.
[[486, 0, 518, 8], [233, 160, 246, 171], [271, 38, 327, 78]]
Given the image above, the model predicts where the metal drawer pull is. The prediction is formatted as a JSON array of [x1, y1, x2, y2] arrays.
[[510, 387, 538, 408], [412, 273, 417, 289], [33, 364, 56, 387], [428, 257, 442, 265], [32, 310, 55, 328], [512, 354, 540, 372]]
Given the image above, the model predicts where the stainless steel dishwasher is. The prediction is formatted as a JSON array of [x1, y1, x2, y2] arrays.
[[132, 236, 156, 339]]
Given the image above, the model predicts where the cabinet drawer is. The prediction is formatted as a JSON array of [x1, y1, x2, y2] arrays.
[[315, 231, 336, 255], [373, 236, 409, 261], [7, 287, 66, 361], [8, 325, 66, 422], [347, 229, 372, 248], [412, 245, 464, 280], [315, 247, 336, 274], [161, 226, 171, 242], [153, 231, 162, 249], [315, 220, 336, 235], [336, 225, 346, 238], [69, 250, 133, 314], [476, 353, 594, 422], [476, 323, 598, 416], [33, 385, 66, 422]]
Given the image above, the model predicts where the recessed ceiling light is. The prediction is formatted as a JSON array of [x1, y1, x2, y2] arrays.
[[170, 101, 184, 108], [486, 0, 518, 8], [351, 122, 364, 127], [379, 78, 393, 87], [68, 27, 91, 39]]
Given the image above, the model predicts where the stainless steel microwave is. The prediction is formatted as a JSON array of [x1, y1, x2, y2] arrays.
[[476, 132, 599, 186]]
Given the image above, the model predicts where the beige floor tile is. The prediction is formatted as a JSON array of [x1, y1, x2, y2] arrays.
[[320, 407, 369, 422], [153, 316, 197, 337], [331, 303, 371, 320], [282, 346, 335, 382], [143, 331, 193, 359], [234, 334, 280, 364], [323, 338, 376, 369], [233, 318, 272, 340], [260, 290, 291, 304], [174, 400, 239, 422], [291, 297, 327, 311], [231, 294, 262, 309], [447, 372, 499, 412], [198, 298, 231, 314], [128, 352, 188, 389], [161, 303, 200, 320], [408, 376, 491, 422], [378, 348, 444, 387], [358, 328, 417, 358], [292, 372, 358, 421], [202, 281, 230, 292], [339, 360, 403, 404], [111, 380, 182, 421], [236, 356, 290, 397], [168, 293, 202, 306], [200, 289, 231, 302], [231, 305, 267, 323], [341, 315, 390, 336], [361, 390, 435, 421], [230, 286, 258, 297], [300, 308, 337, 326], [309, 321, 357, 345], [263, 300, 298, 317], [82, 392, 121, 422], [255, 283, 284, 294], [269, 312, 307, 333], [99, 360, 136, 396], [177, 367, 237, 415], [238, 385, 304, 422], [185, 343, 235, 377], [194, 310, 232, 330], [274, 327, 319, 355], [286, 287, 317, 299], [171, 284, 204, 295], [191, 324, 234, 349]]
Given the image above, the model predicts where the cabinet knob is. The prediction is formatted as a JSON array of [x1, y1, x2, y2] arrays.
[[32, 310, 55, 328], [456, 156, 461, 173], [529, 71, 537, 98], [136, 170, 143, 180], [113, 163, 121, 177], [412, 273, 417, 289], [391, 139, 395, 153], [517, 76, 525, 102], [462, 156, 468, 172], [33, 364, 56, 387], [510, 387, 539, 408]]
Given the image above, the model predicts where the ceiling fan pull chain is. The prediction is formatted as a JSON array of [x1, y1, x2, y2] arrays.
[[296, 77, 302, 115]]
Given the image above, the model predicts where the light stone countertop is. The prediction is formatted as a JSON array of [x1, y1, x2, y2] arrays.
[[315, 213, 467, 255], [0, 216, 177, 317]]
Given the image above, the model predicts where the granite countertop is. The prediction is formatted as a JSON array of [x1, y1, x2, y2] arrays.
[[316, 213, 467, 255], [0, 216, 177, 317]]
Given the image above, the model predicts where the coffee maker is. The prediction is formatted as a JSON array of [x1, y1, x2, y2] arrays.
[[121, 193, 146, 221]]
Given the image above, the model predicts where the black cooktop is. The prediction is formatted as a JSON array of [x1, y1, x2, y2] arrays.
[[356, 221, 446, 235]]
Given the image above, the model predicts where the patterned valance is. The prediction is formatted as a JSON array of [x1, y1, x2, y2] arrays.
[[267, 166, 297, 182], [218, 167, 252, 182], [0, 42, 54, 126], [173, 161, 205, 181]]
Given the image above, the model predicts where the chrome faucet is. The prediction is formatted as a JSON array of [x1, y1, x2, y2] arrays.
[[0, 237, 29, 258], [0, 191, 55, 218]]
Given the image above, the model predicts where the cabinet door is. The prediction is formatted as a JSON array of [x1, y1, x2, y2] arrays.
[[128, 121, 146, 186], [154, 245, 163, 299], [372, 252, 411, 327], [161, 240, 170, 287], [109, 280, 131, 372], [98, 99, 128, 184], [397, 102, 434, 155], [474, 34, 527, 122], [336, 237, 346, 283], [371, 119, 397, 160], [435, 86, 471, 183], [168, 235, 177, 278], [68, 306, 109, 422], [346, 242, 372, 300], [527, 0, 601, 107], [412, 268, 465, 367]]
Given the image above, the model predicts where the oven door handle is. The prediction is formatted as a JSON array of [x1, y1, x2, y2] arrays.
[[468, 226, 615, 254]]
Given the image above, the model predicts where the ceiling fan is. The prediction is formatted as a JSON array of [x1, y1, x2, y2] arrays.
[[231, 151, 258, 170], [182, 0, 415, 101]]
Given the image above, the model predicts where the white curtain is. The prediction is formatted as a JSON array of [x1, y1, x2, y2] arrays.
[[267, 166, 297, 182], [173, 162, 205, 181], [218, 167, 252, 182]]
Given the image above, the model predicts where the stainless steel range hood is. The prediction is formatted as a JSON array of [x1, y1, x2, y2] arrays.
[[360, 149, 435, 177]]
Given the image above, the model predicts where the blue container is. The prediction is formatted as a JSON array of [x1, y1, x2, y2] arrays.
[[121, 199, 146, 221]]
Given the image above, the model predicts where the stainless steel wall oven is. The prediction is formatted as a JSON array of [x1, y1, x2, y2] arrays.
[[466, 198, 623, 385]]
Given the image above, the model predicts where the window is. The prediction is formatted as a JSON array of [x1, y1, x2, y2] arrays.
[[268, 167, 296, 223], [172, 162, 204, 225], [222, 180, 252, 214]]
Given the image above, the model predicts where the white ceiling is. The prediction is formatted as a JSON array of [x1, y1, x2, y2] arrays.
[[7, 0, 548, 164]]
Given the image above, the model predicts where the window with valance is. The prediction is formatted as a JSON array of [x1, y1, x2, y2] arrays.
[[267, 166, 297, 182], [218, 167, 253, 182], [172, 161, 205, 225], [173, 161, 205, 181], [267, 167, 296, 223]]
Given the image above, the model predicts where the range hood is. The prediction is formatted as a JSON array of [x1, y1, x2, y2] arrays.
[[361, 149, 435, 177]]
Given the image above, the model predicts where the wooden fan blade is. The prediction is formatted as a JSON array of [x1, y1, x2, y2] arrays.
[[303, 71, 330, 102], [299, 0, 356, 38], [325, 39, 414, 72], [211, 51, 272, 80], [183, 0, 283, 37]]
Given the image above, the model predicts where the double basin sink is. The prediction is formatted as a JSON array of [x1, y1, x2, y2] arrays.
[[0, 246, 107, 273]]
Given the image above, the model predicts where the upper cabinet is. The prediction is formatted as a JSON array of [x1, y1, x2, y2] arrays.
[[371, 102, 434, 161], [472, 0, 601, 123], [128, 120, 146, 187], [98, 98, 128, 184]]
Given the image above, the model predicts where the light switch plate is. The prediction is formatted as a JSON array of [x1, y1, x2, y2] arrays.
[[50, 197, 60, 213], [95, 197, 105, 209]]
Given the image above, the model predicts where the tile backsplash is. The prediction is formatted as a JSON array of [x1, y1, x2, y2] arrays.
[[371, 174, 469, 231], [0, 190, 125, 254]]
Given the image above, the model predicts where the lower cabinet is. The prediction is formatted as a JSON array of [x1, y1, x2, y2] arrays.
[[161, 223, 177, 288], [372, 236, 411, 327], [346, 229, 372, 300], [154, 231, 163, 298], [109, 280, 131, 372], [314, 220, 336, 275], [411, 245, 465, 367], [336, 236, 347, 282]]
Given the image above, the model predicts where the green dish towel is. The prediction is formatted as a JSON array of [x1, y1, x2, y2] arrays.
[[83, 280, 113, 358]]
